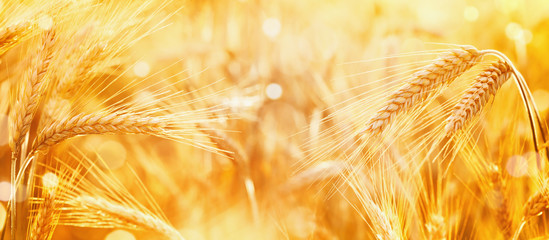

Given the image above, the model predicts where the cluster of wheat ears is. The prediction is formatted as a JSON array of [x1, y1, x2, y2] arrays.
[[1, 0, 549, 240]]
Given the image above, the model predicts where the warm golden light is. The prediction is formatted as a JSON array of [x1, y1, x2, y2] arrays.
[[262, 18, 281, 38], [463, 6, 479, 22], [38, 15, 53, 30], [42, 172, 59, 191], [3, 0, 549, 239], [0, 182, 10, 202], [265, 83, 283, 100], [105, 230, 136, 240], [97, 140, 127, 170], [133, 61, 151, 77]]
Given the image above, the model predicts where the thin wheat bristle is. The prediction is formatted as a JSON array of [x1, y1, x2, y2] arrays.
[[197, 123, 247, 167], [75, 195, 184, 240], [445, 60, 512, 134], [362, 45, 482, 135], [33, 112, 168, 153]]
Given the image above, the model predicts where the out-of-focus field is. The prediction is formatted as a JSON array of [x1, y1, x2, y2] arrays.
[[2, 0, 549, 239]]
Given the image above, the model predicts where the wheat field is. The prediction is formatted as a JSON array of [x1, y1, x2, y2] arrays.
[[2, 0, 549, 239]]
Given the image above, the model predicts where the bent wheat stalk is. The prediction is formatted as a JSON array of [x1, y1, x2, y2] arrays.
[[445, 60, 512, 133], [75, 195, 184, 240], [362, 45, 483, 135]]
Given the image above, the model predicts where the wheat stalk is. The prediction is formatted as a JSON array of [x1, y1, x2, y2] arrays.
[[445, 60, 512, 134], [362, 45, 482, 135], [75, 195, 184, 240], [33, 112, 168, 153]]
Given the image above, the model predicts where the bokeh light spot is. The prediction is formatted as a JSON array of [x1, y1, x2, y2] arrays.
[[105, 230, 136, 240], [266, 83, 283, 100], [97, 140, 127, 170], [506, 155, 528, 177], [133, 61, 150, 77], [505, 22, 532, 43], [463, 6, 479, 22], [42, 172, 59, 191], [262, 18, 281, 38], [0, 182, 10, 202], [38, 15, 54, 30]]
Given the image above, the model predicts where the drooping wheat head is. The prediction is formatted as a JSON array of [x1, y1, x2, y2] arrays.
[[74, 195, 184, 240], [362, 45, 483, 135], [445, 60, 513, 134]]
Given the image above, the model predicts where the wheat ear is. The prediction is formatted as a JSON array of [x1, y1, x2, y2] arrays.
[[490, 171, 512, 238], [33, 112, 168, 153], [362, 46, 482, 135], [9, 27, 56, 152], [29, 191, 57, 240], [0, 21, 31, 55], [511, 185, 549, 240], [523, 186, 549, 220], [445, 60, 512, 134], [55, 44, 105, 97], [75, 195, 184, 240]]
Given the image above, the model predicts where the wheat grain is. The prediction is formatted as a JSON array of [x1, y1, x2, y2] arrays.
[[362, 46, 482, 135], [445, 60, 512, 134], [75, 195, 184, 240], [33, 112, 168, 153]]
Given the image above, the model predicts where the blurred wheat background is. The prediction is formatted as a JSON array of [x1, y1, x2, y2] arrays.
[[2, 0, 549, 239]]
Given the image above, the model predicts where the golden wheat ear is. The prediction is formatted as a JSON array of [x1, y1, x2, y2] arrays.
[[43, 149, 185, 240], [0, 21, 32, 55], [445, 60, 512, 134], [362, 45, 482, 135]]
